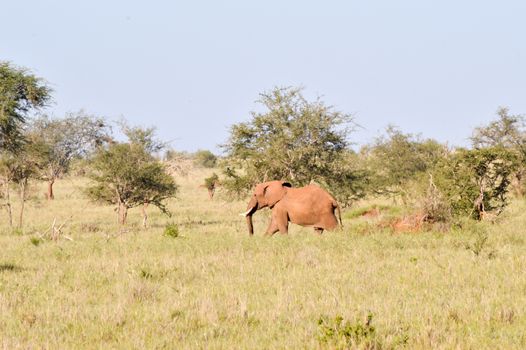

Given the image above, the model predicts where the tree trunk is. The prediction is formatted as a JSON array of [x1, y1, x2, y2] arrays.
[[142, 203, 149, 228], [47, 179, 55, 200], [18, 178, 27, 228], [513, 171, 524, 197], [118, 203, 128, 225], [3, 180, 13, 227]]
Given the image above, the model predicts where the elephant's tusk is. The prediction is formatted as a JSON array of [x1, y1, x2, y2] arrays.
[[240, 208, 254, 216]]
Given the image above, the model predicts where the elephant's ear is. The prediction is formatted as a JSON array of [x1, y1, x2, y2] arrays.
[[264, 181, 291, 207]]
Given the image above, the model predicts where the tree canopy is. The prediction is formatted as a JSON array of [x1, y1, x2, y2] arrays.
[[28, 111, 109, 199], [433, 147, 518, 219], [361, 126, 447, 197], [222, 86, 360, 204], [86, 127, 177, 225], [471, 107, 526, 196], [0, 62, 51, 153]]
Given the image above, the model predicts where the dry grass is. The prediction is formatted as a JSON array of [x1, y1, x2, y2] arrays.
[[1, 169, 526, 349]]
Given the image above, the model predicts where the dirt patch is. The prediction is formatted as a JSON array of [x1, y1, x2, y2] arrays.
[[381, 212, 428, 233]]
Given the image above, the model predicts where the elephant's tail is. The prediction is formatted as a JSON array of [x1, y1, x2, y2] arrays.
[[333, 201, 343, 229]]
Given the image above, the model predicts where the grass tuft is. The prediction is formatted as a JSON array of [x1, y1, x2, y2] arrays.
[[163, 223, 179, 238]]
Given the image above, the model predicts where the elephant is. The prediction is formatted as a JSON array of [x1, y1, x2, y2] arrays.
[[240, 180, 342, 235]]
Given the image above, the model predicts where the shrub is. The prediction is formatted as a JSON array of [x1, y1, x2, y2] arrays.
[[193, 150, 217, 168], [361, 126, 447, 199], [419, 175, 452, 224], [433, 147, 519, 220], [460, 223, 495, 257], [317, 313, 381, 349], [30, 237, 42, 246], [163, 223, 179, 238], [204, 173, 219, 190]]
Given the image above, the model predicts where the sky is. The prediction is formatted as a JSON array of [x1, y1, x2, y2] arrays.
[[1, 0, 525, 153]]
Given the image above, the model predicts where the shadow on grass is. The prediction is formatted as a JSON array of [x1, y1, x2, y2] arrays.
[[0, 263, 23, 272]]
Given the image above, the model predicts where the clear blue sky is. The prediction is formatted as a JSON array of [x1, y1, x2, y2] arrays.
[[2, 0, 525, 152]]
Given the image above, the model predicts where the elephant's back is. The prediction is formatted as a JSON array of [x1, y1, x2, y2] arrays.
[[296, 184, 335, 201], [284, 185, 338, 228]]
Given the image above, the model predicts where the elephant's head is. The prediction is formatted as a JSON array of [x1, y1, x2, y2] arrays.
[[241, 180, 292, 235]]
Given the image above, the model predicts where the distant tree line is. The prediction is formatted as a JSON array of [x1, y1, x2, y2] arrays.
[[2, 61, 525, 229], [221, 87, 525, 225]]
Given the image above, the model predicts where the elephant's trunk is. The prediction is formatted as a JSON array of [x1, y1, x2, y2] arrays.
[[244, 197, 258, 235], [246, 214, 254, 235]]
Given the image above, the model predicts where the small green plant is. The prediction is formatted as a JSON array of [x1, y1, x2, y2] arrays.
[[139, 268, 154, 279], [204, 173, 219, 190], [11, 228, 24, 236], [464, 225, 490, 256], [163, 223, 179, 238], [203, 173, 220, 199], [317, 313, 380, 349], [30, 236, 42, 246], [0, 263, 18, 272]]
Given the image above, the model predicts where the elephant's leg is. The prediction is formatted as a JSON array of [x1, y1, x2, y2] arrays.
[[314, 227, 324, 235], [277, 220, 289, 234], [265, 219, 280, 236], [275, 210, 289, 234]]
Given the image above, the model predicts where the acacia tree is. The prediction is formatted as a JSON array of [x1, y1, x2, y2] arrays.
[[28, 111, 109, 200], [0, 155, 16, 226], [471, 107, 526, 196], [119, 121, 166, 154], [0, 141, 45, 227], [1, 61, 51, 223], [222, 86, 361, 205], [9, 146, 40, 228], [86, 129, 177, 226], [0, 61, 51, 152]]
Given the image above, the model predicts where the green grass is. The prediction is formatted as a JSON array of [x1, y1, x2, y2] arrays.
[[1, 170, 526, 348]]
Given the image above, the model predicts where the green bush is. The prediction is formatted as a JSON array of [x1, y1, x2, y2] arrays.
[[361, 126, 447, 199], [317, 313, 380, 349], [194, 150, 217, 168], [163, 223, 179, 238], [204, 173, 219, 190], [30, 237, 42, 246], [433, 147, 519, 220]]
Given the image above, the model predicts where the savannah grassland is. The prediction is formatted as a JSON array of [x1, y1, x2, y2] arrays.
[[1, 168, 526, 349]]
